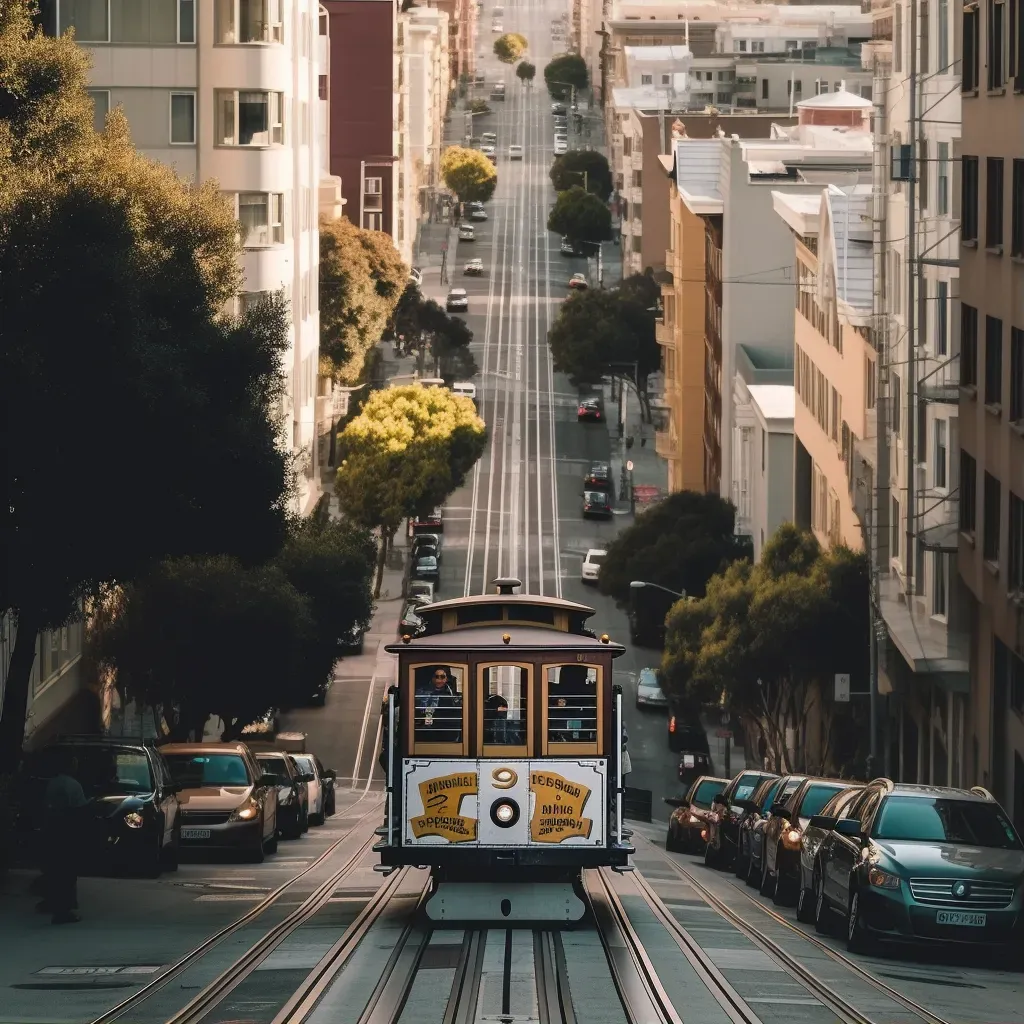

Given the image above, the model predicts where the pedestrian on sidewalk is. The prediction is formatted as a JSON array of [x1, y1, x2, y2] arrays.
[[39, 750, 86, 924]]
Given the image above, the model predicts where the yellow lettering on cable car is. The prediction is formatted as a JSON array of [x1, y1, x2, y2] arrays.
[[528, 771, 593, 842], [410, 772, 479, 842]]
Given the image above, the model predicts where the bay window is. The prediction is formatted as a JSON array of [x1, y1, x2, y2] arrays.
[[217, 90, 284, 146], [216, 0, 284, 44], [235, 193, 285, 247]]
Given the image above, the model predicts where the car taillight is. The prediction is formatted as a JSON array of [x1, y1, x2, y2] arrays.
[[578, 406, 585, 414], [669, 717, 676, 732]]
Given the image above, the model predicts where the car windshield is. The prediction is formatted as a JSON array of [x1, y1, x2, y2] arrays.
[[258, 755, 291, 779], [294, 755, 315, 775], [694, 780, 726, 806], [873, 796, 1023, 849], [36, 746, 155, 795], [165, 754, 250, 787], [757, 779, 783, 809], [733, 773, 765, 802], [798, 784, 846, 818], [584, 491, 607, 502], [588, 552, 605, 565], [417, 557, 437, 568]]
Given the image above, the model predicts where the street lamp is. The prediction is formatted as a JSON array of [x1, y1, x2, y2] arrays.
[[630, 581, 686, 600]]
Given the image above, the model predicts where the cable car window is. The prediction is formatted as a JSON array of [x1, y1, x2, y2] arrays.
[[545, 664, 600, 748], [480, 664, 529, 751], [412, 664, 466, 745]]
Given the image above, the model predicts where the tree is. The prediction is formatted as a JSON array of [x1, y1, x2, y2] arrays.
[[469, 99, 491, 115], [598, 491, 749, 606], [549, 150, 613, 201], [100, 557, 315, 741], [661, 524, 870, 775], [493, 32, 527, 63], [441, 145, 497, 204], [544, 53, 588, 97], [417, 300, 479, 383], [516, 61, 536, 83], [547, 185, 610, 244], [336, 386, 487, 595], [320, 215, 407, 383], [0, 4, 291, 772]]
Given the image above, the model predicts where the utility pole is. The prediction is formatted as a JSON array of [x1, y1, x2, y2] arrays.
[[905, 0, 919, 595]]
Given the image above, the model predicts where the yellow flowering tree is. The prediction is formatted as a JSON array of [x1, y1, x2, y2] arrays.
[[336, 385, 487, 594]]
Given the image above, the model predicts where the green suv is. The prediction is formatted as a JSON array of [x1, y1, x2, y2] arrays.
[[811, 780, 1024, 951]]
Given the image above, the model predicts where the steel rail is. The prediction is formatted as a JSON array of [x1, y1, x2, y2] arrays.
[[442, 929, 488, 1024], [88, 799, 381, 1024], [534, 931, 577, 1024]]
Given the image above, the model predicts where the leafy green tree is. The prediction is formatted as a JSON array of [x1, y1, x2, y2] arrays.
[[516, 61, 536, 83], [493, 32, 527, 63], [598, 491, 749, 605], [469, 99, 491, 115], [441, 145, 497, 204], [0, 3, 291, 772], [320, 215, 407, 383], [544, 53, 588, 97], [661, 524, 870, 774], [336, 386, 487, 595], [547, 185, 611, 243], [100, 557, 314, 741], [417, 300, 479, 383], [549, 150, 613, 201]]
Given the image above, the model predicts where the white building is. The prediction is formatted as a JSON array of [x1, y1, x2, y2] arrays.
[[51, 0, 324, 515]]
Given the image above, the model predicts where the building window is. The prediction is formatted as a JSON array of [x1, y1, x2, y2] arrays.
[[1012, 159, 1024, 257], [891, 495, 901, 560], [995, 639, 1024, 714], [217, 90, 284, 146], [640, 74, 652, 85], [178, 0, 195, 42], [1010, 327, 1024, 420], [935, 280, 948, 355], [989, 0, 1006, 88], [987, 157, 1005, 248], [892, 372, 902, 435], [934, 418, 948, 487], [984, 471, 1002, 562], [895, 1, 903, 70], [963, 4, 980, 88], [933, 552, 948, 616], [962, 303, 979, 386], [865, 353, 877, 408], [58, 0, 109, 40], [937, 142, 950, 214], [962, 156, 979, 242], [1010, 491, 1024, 591], [1012, 0, 1022, 80], [752, 40, 764, 52], [235, 192, 285, 246], [960, 450, 977, 534], [986, 315, 1004, 405], [87, 89, 109, 133], [738, 39, 747, 51], [921, 0, 931, 71], [239, 290, 272, 315], [215, 0, 284, 44], [319, 74, 328, 101], [761, 78, 769, 99], [169, 92, 196, 145], [938, 0, 949, 68]]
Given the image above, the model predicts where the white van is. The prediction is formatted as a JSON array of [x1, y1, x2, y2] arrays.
[[452, 381, 477, 401]]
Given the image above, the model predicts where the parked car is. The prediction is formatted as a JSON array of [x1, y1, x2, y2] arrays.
[[580, 547, 606, 583], [408, 579, 436, 604], [554, 139, 568, 155], [446, 288, 469, 312], [813, 780, 1024, 951], [794, 784, 864, 921], [412, 554, 440, 588], [479, 144, 496, 160], [664, 776, 729, 853], [481, 132, 497, 144], [452, 381, 477, 401], [412, 533, 443, 563], [704, 769, 779, 868], [509, 144, 523, 159], [551, 102, 566, 115], [254, 751, 311, 839], [161, 743, 279, 862], [458, 224, 476, 241], [569, 273, 588, 290], [491, 20, 503, 31], [735, 774, 786, 880], [291, 753, 328, 826], [760, 776, 849, 904], [577, 396, 604, 422], [582, 489, 612, 518], [584, 462, 611, 489], [469, 206, 488, 222], [464, 258, 485, 275], [17, 737, 182, 877], [312, 754, 337, 816], [408, 267, 422, 287], [745, 774, 805, 887], [677, 748, 713, 784], [400, 601, 426, 636], [560, 237, 576, 256], [635, 667, 668, 710], [411, 507, 444, 532], [668, 710, 710, 755], [491, 82, 506, 99]]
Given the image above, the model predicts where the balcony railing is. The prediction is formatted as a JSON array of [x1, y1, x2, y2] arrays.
[[632, 217, 642, 235]]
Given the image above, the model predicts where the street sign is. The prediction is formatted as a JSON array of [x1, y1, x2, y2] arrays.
[[834, 673, 851, 702], [626, 460, 634, 472], [715, 728, 732, 739], [441, 242, 448, 252]]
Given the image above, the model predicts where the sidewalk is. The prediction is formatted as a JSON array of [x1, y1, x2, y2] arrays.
[[602, 379, 668, 513]]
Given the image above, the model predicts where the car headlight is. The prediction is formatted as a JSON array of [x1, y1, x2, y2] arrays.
[[782, 827, 803, 850], [230, 799, 260, 822], [868, 866, 901, 890], [123, 811, 145, 829], [689, 814, 699, 824]]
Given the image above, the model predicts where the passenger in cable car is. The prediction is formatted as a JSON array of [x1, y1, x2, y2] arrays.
[[415, 666, 462, 742], [484, 692, 525, 745], [548, 664, 597, 743]]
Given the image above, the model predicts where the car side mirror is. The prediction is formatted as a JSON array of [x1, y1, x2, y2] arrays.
[[808, 814, 838, 830], [735, 799, 756, 813], [834, 818, 864, 839], [663, 797, 686, 808], [769, 802, 789, 817], [258, 773, 280, 787], [323, 769, 337, 780], [302, 772, 316, 783]]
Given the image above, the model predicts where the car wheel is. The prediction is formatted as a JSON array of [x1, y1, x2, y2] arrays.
[[704, 840, 719, 869], [326, 791, 336, 817], [310, 807, 325, 827], [264, 827, 279, 855], [734, 835, 748, 879], [301, 807, 310, 833], [846, 888, 868, 953], [813, 868, 831, 933], [248, 836, 266, 863], [746, 850, 761, 888], [759, 853, 776, 898], [773, 858, 796, 906], [161, 824, 180, 872], [795, 879, 815, 922]]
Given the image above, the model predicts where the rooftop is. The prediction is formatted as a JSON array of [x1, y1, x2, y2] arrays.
[[623, 44, 692, 61], [748, 384, 795, 422], [672, 138, 724, 212], [796, 86, 873, 109]]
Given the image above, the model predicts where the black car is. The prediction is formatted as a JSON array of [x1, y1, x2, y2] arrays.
[[704, 769, 778, 868], [312, 754, 337, 816], [412, 533, 443, 563], [412, 554, 440, 587], [577, 396, 604, 421], [551, 102, 567, 115], [255, 752, 311, 839], [668, 711, 710, 756], [17, 737, 182, 877], [584, 462, 611, 489], [734, 774, 785, 880], [582, 490, 612, 518]]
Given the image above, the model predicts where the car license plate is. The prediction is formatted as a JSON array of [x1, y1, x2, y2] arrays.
[[936, 910, 986, 927], [683, 755, 695, 767], [180, 828, 211, 840]]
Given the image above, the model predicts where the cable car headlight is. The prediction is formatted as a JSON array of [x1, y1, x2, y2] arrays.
[[490, 798, 520, 828]]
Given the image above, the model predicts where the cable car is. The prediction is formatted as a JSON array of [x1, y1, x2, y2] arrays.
[[376, 578, 633, 922]]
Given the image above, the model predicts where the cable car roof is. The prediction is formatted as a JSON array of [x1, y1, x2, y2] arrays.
[[385, 624, 627, 656], [420, 593, 596, 616]]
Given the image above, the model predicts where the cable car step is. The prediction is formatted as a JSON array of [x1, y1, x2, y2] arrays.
[[374, 826, 389, 835], [611, 864, 635, 873], [373, 865, 398, 875]]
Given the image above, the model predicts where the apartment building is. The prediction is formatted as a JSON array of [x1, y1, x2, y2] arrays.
[[957, 0, 1024, 818], [46, 0, 323, 517], [431, 0, 474, 84], [657, 94, 872, 500]]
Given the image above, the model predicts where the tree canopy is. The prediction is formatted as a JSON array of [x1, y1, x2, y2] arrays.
[[0, 2, 291, 771], [516, 61, 536, 82], [598, 490, 749, 605], [546, 275, 661, 392], [549, 150, 613, 201], [544, 53, 588, 97], [441, 145, 497, 204], [388, 286, 478, 383], [661, 524, 870, 775], [493, 32, 527, 63], [336, 386, 487, 594], [319, 215, 407, 383], [547, 185, 611, 244]]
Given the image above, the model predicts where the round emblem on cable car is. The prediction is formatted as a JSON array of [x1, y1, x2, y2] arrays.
[[492, 767, 518, 789], [490, 798, 520, 828], [952, 881, 968, 898]]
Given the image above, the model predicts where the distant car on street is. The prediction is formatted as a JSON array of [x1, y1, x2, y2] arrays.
[[469, 207, 488, 221], [412, 554, 440, 588], [412, 532, 442, 563], [446, 288, 469, 311], [399, 601, 426, 636], [580, 547, 606, 583], [569, 273, 588, 290], [407, 579, 435, 603], [479, 144, 496, 161], [635, 667, 669, 709], [509, 144, 523, 160], [452, 381, 477, 401], [481, 132, 497, 144], [577, 395, 604, 422], [582, 489, 612, 518], [408, 267, 422, 287], [458, 224, 476, 241], [551, 102, 566, 115], [411, 507, 444, 532], [254, 752, 312, 839], [554, 139, 568, 155], [584, 462, 611, 489], [464, 258, 485, 275], [291, 753, 328, 826]]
